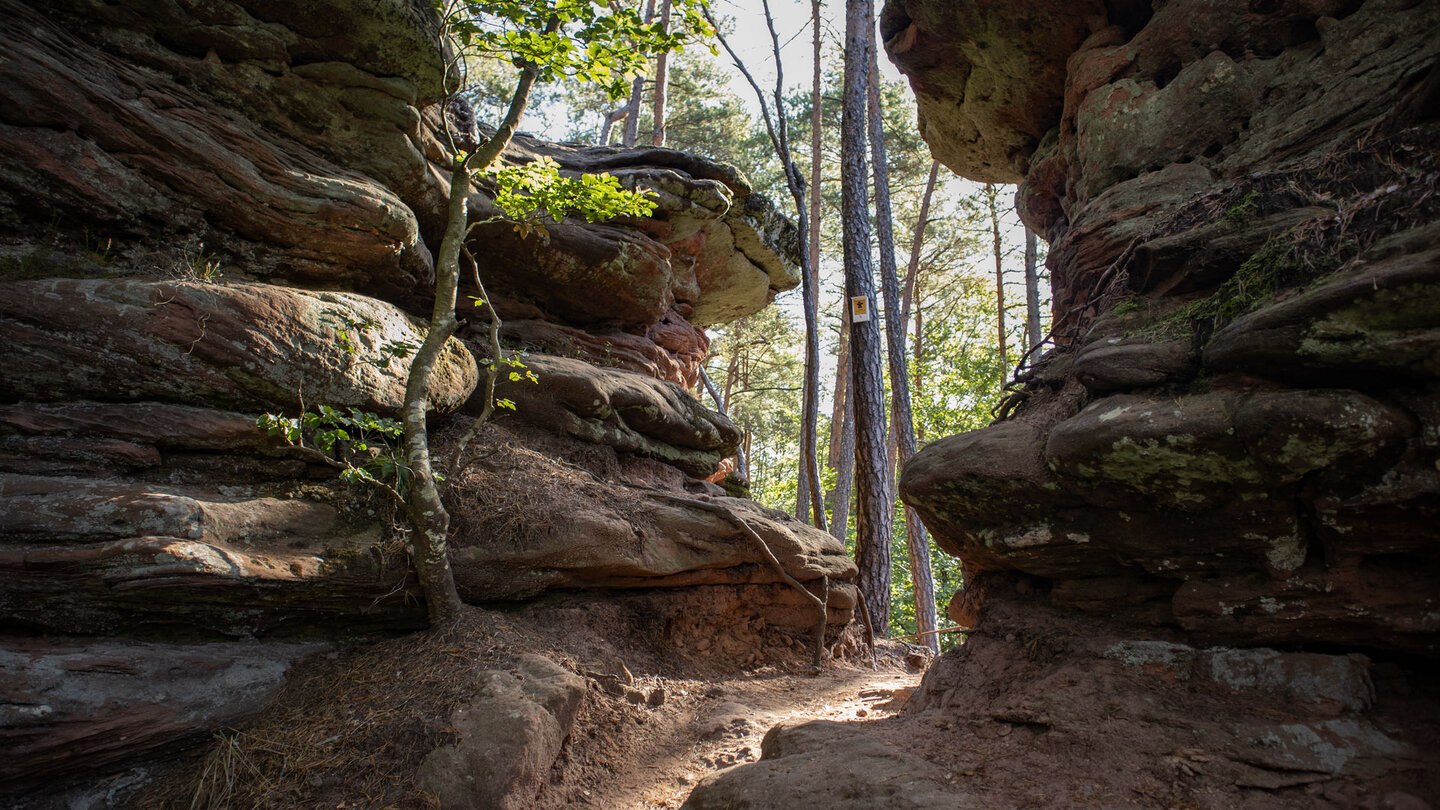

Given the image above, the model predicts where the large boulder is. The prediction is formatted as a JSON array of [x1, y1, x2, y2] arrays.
[[0, 473, 425, 637], [457, 130, 801, 334], [0, 0, 447, 294], [0, 638, 328, 795], [683, 720, 970, 810], [486, 353, 740, 478], [417, 655, 586, 810], [446, 435, 855, 625]]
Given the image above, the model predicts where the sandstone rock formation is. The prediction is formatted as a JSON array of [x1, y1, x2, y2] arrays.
[[697, 0, 1440, 806], [0, 0, 844, 804], [887, 0, 1440, 658], [417, 655, 588, 810]]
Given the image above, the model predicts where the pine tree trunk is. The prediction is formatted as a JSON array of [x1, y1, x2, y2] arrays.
[[1024, 226, 1042, 356], [912, 290, 925, 442], [650, 0, 672, 147], [620, 79, 644, 147], [829, 322, 855, 544], [621, 0, 657, 147], [841, 0, 893, 637], [806, 0, 829, 515], [830, 354, 856, 544], [794, 115, 824, 517], [901, 161, 938, 330], [867, 43, 935, 651], [598, 107, 625, 144], [709, 0, 825, 530], [985, 183, 1007, 368]]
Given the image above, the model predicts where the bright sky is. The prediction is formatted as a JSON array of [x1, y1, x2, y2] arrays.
[[514, 0, 1042, 367], [704, 0, 905, 117]]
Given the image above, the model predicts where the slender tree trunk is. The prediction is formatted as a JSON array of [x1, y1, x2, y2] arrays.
[[901, 161, 939, 330], [800, 0, 825, 524], [722, 345, 739, 412], [829, 320, 850, 469], [402, 153, 469, 626], [701, 368, 747, 480], [620, 79, 644, 146], [841, 0, 893, 637], [867, 43, 935, 651], [710, 0, 825, 531], [599, 107, 626, 144], [912, 289, 925, 442], [403, 54, 545, 626], [984, 183, 1007, 368], [829, 323, 855, 543], [905, 169, 935, 452], [1024, 226, 1042, 356], [651, 0, 673, 147], [621, 0, 657, 147]]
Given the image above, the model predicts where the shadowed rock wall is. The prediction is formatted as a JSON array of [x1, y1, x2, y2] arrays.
[[889, 0, 1440, 802], [686, 1, 1440, 807], [0, 0, 850, 802]]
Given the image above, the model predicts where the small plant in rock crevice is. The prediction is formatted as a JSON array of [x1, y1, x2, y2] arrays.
[[1221, 189, 1262, 228], [170, 240, 225, 283], [258, 406, 413, 494], [257, 0, 712, 628]]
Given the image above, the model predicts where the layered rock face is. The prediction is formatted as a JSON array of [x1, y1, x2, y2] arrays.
[[889, 0, 1440, 802], [690, 0, 1439, 807], [0, 0, 851, 802], [886, 0, 1440, 658]]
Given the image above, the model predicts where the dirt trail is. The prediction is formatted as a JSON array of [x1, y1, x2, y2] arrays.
[[573, 664, 920, 809]]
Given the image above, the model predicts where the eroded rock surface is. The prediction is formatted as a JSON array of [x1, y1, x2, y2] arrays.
[[0, 279, 478, 413], [0, 0, 841, 803], [0, 638, 327, 795], [461, 130, 801, 338], [684, 719, 968, 810], [417, 655, 586, 810], [847, 0, 1440, 805]]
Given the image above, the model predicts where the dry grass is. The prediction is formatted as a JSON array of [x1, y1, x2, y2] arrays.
[[137, 610, 533, 810], [444, 424, 649, 551]]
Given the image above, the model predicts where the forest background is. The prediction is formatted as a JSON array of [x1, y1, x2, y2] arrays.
[[462, 0, 1051, 649]]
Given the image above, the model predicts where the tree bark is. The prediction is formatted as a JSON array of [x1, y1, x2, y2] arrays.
[[830, 346, 855, 544], [401, 152, 469, 627], [828, 321, 855, 544], [841, 0, 893, 637], [867, 43, 935, 651], [620, 79, 644, 147], [984, 183, 1007, 368], [912, 288, 925, 442], [621, 0, 657, 147], [402, 54, 545, 626], [650, 0, 673, 147], [1024, 226, 1042, 356], [700, 368, 747, 480], [901, 161, 939, 331], [799, 0, 825, 524], [599, 106, 626, 144]]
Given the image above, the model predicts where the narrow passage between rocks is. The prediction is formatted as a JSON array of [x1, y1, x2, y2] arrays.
[[551, 663, 919, 809]]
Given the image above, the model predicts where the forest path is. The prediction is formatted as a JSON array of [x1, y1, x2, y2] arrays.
[[565, 663, 920, 809]]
